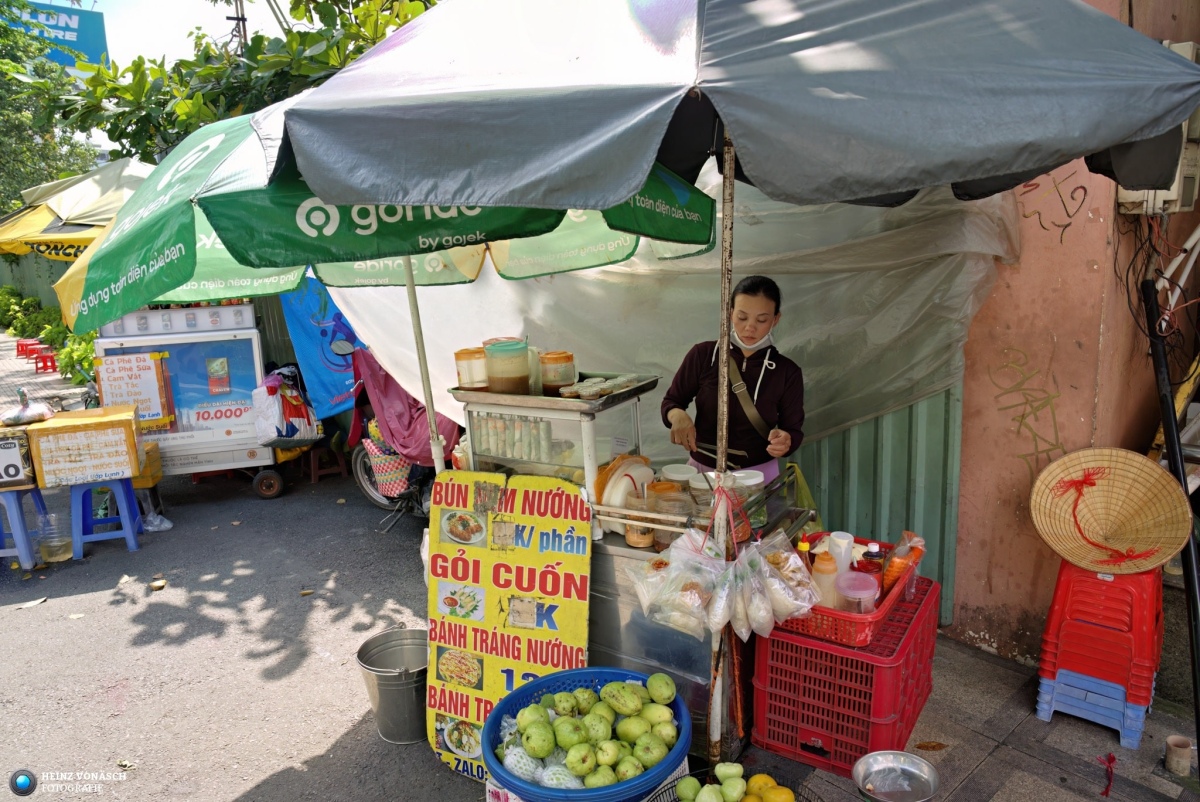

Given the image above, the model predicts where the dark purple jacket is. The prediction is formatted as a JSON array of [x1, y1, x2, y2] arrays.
[[661, 341, 804, 469]]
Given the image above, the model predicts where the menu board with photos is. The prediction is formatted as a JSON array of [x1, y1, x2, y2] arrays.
[[426, 470, 591, 783]]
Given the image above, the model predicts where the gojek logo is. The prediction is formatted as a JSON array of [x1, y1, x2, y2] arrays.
[[296, 198, 340, 237], [156, 133, 226, 191]]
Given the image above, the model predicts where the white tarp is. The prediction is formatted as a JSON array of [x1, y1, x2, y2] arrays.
[[329, 179, 1017, 463]]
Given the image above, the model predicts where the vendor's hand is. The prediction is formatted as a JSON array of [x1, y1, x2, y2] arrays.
[[667, 409, 697, 453], [766, 428, 791, 458]]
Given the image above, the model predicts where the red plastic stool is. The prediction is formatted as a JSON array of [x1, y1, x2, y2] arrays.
[[1039, 561, 1163, 706], [15, 339, 40, 358], [34, 351, 57, 373]]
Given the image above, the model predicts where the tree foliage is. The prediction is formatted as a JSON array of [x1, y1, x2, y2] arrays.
[[25, 0, 432, 164], [0, 1, 97, 210]]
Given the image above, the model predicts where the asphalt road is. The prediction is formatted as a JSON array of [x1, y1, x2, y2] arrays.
[[0, 467, 484, 801]]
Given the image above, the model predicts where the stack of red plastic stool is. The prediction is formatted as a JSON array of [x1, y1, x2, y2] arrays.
[[1036, 560, 1162, 748]]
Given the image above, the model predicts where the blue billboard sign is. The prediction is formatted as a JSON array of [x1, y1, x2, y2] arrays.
[[16, 2, 108, 66]]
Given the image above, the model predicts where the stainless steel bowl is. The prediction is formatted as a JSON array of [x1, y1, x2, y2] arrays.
[[851, 750, 939, 802]]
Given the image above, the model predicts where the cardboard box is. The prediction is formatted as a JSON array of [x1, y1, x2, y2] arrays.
[[0, 425, 36, 490], [131, 441, 162, 490], [28, 406, 145, 488]]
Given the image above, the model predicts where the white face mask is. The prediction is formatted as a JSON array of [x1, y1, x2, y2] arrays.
[[731, 326, 774, 352]]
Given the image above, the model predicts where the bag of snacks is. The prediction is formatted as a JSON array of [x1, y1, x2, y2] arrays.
[[625, 554, 672, 617], [758, 530, 821, 622], [737, 544, 776, 639], [648, 545, 723, 640]]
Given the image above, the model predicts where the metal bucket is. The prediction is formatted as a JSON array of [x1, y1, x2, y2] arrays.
[[356, 628, 428, 744]]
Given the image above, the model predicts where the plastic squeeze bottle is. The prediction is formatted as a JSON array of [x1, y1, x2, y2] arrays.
[[811, 551, 840, 609]]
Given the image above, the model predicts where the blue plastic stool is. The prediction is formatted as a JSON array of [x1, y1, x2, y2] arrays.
[[0, 487, 47, 570], [1036, 669, 1150, 749], [71, 479, 142, 560]]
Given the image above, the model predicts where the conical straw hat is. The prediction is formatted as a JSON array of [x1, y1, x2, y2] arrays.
[[1029, 447, 1193, 574]]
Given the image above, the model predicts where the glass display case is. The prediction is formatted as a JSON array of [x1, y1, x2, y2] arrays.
[[449, 374, 659, 537]]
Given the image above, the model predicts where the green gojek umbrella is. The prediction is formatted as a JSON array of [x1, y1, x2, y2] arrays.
[[199, 158, 714, 277], [57, 105, 713, 331]]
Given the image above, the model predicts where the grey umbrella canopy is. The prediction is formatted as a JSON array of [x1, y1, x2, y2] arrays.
[[283, 0, 1200, 209]]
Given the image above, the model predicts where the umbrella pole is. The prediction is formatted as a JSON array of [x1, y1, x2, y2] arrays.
[[706, 129, 738, 766], [403, 254, 447, 473]]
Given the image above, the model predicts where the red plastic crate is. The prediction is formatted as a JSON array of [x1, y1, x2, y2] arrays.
[[752, 577, 939, 778], [776, 535, 917, 648]]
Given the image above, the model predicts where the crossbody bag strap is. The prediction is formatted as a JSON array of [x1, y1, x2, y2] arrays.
[[728, 354, 771, 441]]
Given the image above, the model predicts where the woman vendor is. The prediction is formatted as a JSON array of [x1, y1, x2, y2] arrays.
[[661, 275, 804, 482]]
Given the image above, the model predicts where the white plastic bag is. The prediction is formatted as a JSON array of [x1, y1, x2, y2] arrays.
[[740, 546, 776, 638], [758, 530, 821, 622], [626, 554, 672, 616], [648, 546, 723, 640]]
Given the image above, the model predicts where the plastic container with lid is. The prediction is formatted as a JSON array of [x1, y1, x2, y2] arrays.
[[623, 495, 655, 548], [852, 559, 883, 597], [733, 469, 767, 528], [558, 384, 581, 399], [662, 464, 698, 484], [454, 347, 488, 389], [484, 339, 531, 395], [653, 493, 693, 552], [647, 480, 683, 509], [576, 383, 602, 401], [811, 551, 840, 609], [835, 571, 879, 614], [539, 351, 576, 397]]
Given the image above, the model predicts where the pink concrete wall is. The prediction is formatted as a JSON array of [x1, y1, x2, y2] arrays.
[[947, 0, 1200, 660]]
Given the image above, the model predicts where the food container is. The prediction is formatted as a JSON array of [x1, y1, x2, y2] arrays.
[[653, 493, 693, 552], [577, 383, 602, 401], [623, 495, 655, 548], [484, 339, 531, 395], [453, 347, 488, 389], [733, 468, 767, 528], [662, 463, 698, 483], [539, 350, 576, 397], [558, 384, 581, 399], [646, 480, 682, 509], [688, 471, 718, 508], [835, 571, 879, 614], [852, 559, 884, 597]]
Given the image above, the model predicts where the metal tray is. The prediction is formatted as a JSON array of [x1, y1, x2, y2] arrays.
[[449, 373, 660, 413]]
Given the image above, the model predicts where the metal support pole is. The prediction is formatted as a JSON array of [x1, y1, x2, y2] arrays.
[[1140, 278, 1200, 731], [405, 254, 447, 473]]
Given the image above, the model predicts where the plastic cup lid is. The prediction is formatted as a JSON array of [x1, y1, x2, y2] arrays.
[[834, 571, 878, 598], [732, 469, 765, 486], [662, 464, 698, 480]]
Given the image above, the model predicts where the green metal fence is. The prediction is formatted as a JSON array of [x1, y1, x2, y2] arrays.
[[793, 383, 962, 626]]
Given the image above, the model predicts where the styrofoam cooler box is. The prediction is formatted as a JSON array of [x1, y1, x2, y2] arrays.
[[99, 303, 255, 337], [27, 405, 145, 488]]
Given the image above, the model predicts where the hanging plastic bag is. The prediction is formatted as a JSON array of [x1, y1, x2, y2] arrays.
[[625, 554, 672, 616], [739, 545, 776, 639], [648, 546, 723, 640], [1, 387, 53, 426], [758, 529, 821, 622], [707, 563, 736, 633]]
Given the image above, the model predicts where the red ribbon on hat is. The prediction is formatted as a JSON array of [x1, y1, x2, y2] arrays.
[[1051, 468, 1160, 565], [1097, 752, 1116, 797]]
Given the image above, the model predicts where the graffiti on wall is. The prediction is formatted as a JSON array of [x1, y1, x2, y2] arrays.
[[1017, 166, 1089, 245], [989, 348, 1066, 480]]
